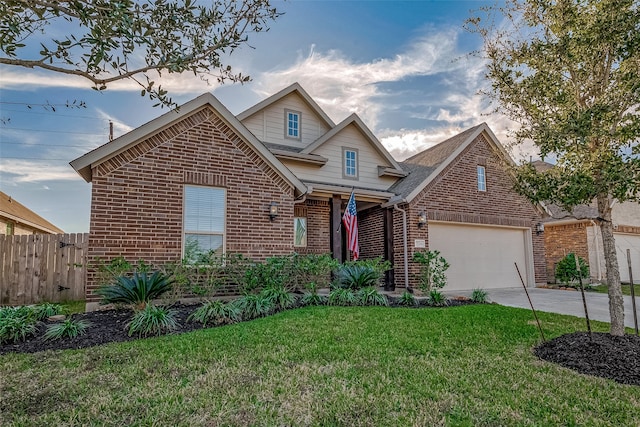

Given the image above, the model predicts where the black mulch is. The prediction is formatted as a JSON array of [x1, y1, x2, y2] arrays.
[[535, 332, 640, 386]]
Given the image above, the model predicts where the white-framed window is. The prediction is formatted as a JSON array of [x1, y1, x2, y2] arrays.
[[294, 217, 307, 247], [343, 148, 358, 179], [285, 110, 301, 139], [183, 185, 225, 263], [477, 165, 487, 192]]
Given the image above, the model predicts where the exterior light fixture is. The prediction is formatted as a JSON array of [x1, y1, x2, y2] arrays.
[[417, 211, 427, 228], [536, 222, 545, 235], [269, 201, 279, 221]]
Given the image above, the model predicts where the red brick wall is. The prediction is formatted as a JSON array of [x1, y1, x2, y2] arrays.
[[358, 206, 385, 260], [87, 106, 296, 302], [294, 199, 330, 254], [544, 222, 589, 283], [395, 133, 546, 289]]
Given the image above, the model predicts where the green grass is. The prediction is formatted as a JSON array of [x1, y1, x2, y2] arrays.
[[591, 283, 638, 296], [59, 300, 86, 314], [1, 305, 639, 426]]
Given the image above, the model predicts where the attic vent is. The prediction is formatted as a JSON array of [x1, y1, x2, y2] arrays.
[[477, 156, 487, 166]]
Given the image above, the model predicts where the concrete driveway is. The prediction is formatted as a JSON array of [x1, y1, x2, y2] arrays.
[[481, 287, 639, 329]]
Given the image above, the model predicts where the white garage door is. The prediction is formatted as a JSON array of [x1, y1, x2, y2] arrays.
[[428, 222, 532, 291], [615, 233, 640, 284]]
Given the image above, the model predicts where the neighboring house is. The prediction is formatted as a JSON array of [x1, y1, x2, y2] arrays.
[[537, 165, 640, 284], [0, 191, 64, 235], [70, 83, 546, 305]]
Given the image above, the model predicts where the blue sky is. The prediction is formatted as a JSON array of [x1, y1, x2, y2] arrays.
[[0, 0, 527, 233]]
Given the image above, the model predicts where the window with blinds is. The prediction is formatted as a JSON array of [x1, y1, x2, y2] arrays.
[[183, 185, 225, 262]]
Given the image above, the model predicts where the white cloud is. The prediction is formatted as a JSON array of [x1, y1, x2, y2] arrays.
[[0, 159, 81, 183]]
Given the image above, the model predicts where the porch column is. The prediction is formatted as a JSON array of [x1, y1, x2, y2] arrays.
[[331, 195, 343, 263], [384, 208, 395, 290]]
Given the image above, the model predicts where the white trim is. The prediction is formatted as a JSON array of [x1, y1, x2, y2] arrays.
[[182, 185, 227, 259]]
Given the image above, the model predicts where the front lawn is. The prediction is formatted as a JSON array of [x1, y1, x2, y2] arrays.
[[1, 305, 638, 426], [591, 283, 637, 296]]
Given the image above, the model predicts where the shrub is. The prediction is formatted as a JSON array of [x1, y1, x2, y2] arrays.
[[335, 264, 380, 290], [427, 289, 448, 307], [412, 250, 450, 292], [127, 304, 179, 337], [328, 287, 357, 306], [234, 293, 274, 320], [292, 253, 340, 290], [398, 291, 417, 307], [0, 306, 38, 343], [260, 285, 297, 311], [188, 300, 241, 326], [470, 288, 488, 303], [555, 253, 590, 286], [357, 287, 388, 306], [44, 318, 91, 340], [96, 271, 174, 309], [33, 303, 64, 320]]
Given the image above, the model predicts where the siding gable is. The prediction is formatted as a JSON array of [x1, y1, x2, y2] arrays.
[[240, 92, 332, 148], [284, 122, 399, 190]]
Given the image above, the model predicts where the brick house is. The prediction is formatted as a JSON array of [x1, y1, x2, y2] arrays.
[[71, 83, 546, 305], [0, 191, 64, 235]]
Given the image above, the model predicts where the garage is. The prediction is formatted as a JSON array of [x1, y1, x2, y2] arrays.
[[427, 222, 534, 291], [615, 233, 640, 284]]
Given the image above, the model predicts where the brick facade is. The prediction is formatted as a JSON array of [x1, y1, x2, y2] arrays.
[[358, 206, 385, 260], [393, 134, 546, 289], [87, 106, 296, 302], [294, 199, 331, 254], [544, 222, 590, 283]]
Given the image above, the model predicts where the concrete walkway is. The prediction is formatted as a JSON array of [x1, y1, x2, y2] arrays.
[[478, 287, 639, 329]]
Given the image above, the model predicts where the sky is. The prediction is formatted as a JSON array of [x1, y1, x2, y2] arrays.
[[0, 0, 531, 233]]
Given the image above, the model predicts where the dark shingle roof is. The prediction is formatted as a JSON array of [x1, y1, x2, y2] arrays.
[[388, 124, 483, 200]]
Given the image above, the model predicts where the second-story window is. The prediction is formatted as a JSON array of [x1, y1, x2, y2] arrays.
[[477, 165, 487, 192], [343, 148, 358, 179], [286, 110, 301, 139]]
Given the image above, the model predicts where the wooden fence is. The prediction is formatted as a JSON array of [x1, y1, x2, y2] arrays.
[[0, 233, 88, 305]]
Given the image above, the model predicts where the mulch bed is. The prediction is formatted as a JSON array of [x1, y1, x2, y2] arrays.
[[535, 332, 640, 386]]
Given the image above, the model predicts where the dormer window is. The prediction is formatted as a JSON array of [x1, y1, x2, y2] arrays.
[[477, 165, 486, 192], [285, 110, 301, 140], [343, 148, 358, 179]]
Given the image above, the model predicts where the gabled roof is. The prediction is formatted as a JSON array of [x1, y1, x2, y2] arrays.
[[70, 93, 307, 196], [387, 123, 512, 204], [0, 191, 64, 234], [300, 113, 405, 174], [236, 82, 336, 129]]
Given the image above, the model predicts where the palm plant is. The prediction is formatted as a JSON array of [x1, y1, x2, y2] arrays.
[[96, 271, 174, 309], [336, 264, 380, 290]]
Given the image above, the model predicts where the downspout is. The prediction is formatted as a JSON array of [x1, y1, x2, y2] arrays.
[[393, 204, 411, 292]]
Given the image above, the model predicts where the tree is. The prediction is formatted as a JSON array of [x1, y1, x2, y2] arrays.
[[467, 0, 640, 335], [0, 1, 280, 107]]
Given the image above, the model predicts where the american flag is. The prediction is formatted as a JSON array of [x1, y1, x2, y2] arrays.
[[342, 191, 359, 260]]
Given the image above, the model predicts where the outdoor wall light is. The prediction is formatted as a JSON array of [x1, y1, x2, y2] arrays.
[[417, 211, 427, 228], [269, 201, 279, 221], [536, 222, 545, 235]]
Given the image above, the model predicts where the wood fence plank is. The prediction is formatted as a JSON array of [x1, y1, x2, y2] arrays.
[[24, 234, 34, 304], [37, 235, 48, 302], [46, 235, 57, 302], [15, 235, 27, 305], [0, 236, 6, 305]]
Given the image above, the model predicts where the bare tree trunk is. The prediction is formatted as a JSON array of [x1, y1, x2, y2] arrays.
[[597, 194, 625, 336]]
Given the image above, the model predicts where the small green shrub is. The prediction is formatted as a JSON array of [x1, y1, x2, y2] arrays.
[[44, 318, 91, 340], [127, 304, 179, 337], [555, 253, 589, 286], [398, 291, 417, 307], [357, 286, 388, 306], [0, 306, 38, 343], [427, 289, 448, 307], [336, 264, 380, 290], [260, 285, 297, 311], [188, 300, 241, 326], [470, 288, 488, 303], [328, 287, 357, 306], [412, 250, 450, 292], [33, 303, 64, 320], [96, 271, 174, 309], [234, 293, 274, 320]]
